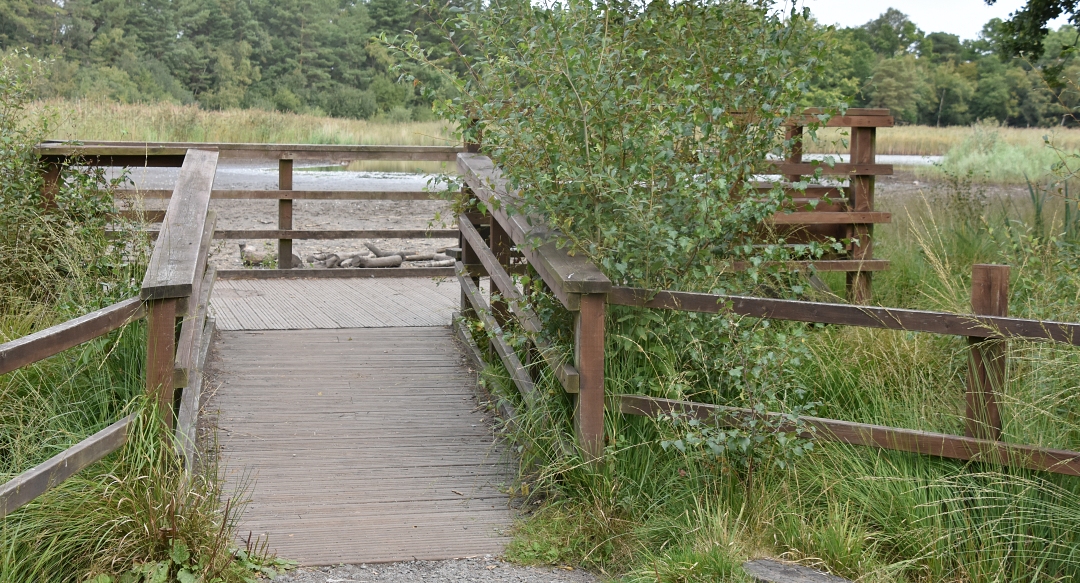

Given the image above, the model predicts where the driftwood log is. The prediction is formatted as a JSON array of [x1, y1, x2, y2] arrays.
[[366, 242, 417, 258]]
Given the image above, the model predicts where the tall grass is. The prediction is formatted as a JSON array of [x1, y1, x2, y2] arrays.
[[474, 168, 1080, 582], [2, 58, 277, 582], [807, 122, 1080, 156], [32, 98, 455, 145]]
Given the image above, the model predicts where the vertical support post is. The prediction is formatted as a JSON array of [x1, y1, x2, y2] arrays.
[[490, 215, 512, 327], [846, 126, 876, 304], [785, 125, 803, 183], [574, 293, 606, 460], [278, 159, 294, 269], [459, 211, 484, 318], [41, 161, 62, 210], [146, 298, 179, 429], [966, 264, 1008, 441]]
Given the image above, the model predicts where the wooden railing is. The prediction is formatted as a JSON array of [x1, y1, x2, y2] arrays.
[[0, 149, 219, 518], [773, 108, 894, 303], [35, 141, 465, 279], [455, 152, 1080, 476]]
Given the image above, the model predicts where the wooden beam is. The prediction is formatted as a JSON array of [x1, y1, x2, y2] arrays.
[[620, 394, 1080, 477], [0, 298, 144, 375], [458, 218, 580, 393], [0, 413, 135, 518], [606, 286, 1080, 344], [767, 161, 892, 177], [279, 159, 294, 270], [456, 264, 541, 408], [215, 267, 456, 279], [770, 212, 890, 225], [457, 153, 611, 305], [119, 189, 442, 201], [37, 141, 464, 162], [730, 260, 890, 272], [146, 298, 178, 429], [967, 265, 1009, 441], [141, 149, 218, 300], [212, 229, 459, 240], [575, 294, 606, 460]]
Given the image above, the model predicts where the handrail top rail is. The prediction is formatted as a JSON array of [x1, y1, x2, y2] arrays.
[[36, 141, 465, 160], [608, 286, 1080, 346], [457, 153, 611, 300], [0, 297, 145, 376], [141, 149, 218, 300]]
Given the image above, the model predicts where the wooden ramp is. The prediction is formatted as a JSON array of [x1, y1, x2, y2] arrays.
[[206, 279, 513, 566]]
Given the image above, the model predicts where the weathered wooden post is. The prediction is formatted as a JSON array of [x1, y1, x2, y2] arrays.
[[489, 217, 512, 327], [278, 159, 294, 269], [41, 161, 62, 210], [967, 264, 1008, 441], [847, 126, 876, 304], [785, 124, 803, 184], [146, 298, 179, 429], [141, 148, 218, 431], [575, 294, 606, 460]]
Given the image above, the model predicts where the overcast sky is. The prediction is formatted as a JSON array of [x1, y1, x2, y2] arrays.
[[793, 0, 1069, 40]]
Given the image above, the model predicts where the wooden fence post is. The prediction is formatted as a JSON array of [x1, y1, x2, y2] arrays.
[[575, 293, 606, 460], [41, 161, 61, 210], [847, 126, 876, 304], [489, 216, 512, 327], [278, 159, 293, 269], [785, 125, 803, 183], [146, 298, 179, 429], [967, 264, 1008, 441], [459, 211, 484, 319]]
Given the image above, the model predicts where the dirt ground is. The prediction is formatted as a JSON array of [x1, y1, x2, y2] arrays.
[[116, 163, 457, 270], [115, 163, 1030, 273]]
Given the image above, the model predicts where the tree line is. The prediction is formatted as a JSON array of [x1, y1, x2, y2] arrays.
[[1, 1, 1078, 126], [0, 0, 467, 121], [809, 8, 1080, 127]]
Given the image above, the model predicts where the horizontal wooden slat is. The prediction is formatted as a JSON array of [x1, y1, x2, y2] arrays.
[[213, 229, 459, 240], [457, 153, 611, 305], [38, 141, 464, 162], [767, 161, 893, 176], [112, 210, 167, 222], [607, 287, 1080, 344], [457, 264, 541, 407], [802, 108, 892, 116], [0, 297, 144, 375], [788, 114, 895, 128], [0, 413, 135, 518], [458, 218, 579, 393], [730, 260, 890, 272], [141, 149, 218, 300], [620, 395, 1080, 476], [770, 212, 891, 225], [451, 314, 518, 428], [216, 267, 456, 279], [119, 189, 441, 201]]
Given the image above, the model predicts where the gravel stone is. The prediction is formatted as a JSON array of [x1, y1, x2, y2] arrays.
[[272, 558, 601, 583]]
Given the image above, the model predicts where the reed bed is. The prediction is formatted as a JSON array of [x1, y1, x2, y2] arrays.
[[33, 99, 455, 146]]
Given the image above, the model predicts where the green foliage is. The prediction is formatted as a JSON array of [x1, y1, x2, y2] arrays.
[[0, 52, 285, 583], [809, 8, 1080, 128], [0, 0, 460, 119]]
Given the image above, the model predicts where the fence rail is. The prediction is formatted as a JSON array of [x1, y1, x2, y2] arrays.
[[0, 148, 219, 519], [454, 150, 1080, 476]]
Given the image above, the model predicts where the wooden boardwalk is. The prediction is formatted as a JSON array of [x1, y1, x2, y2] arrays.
[[211, 277, 459, 330], [206, 278, 512, 565]]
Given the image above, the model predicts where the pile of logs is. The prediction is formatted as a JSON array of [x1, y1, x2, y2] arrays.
[[305, 243, 455, 269]]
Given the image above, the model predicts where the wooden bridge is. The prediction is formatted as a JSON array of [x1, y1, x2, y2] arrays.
[[6, 112, 1080, 568]]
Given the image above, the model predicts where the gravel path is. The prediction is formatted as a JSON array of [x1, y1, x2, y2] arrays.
[[273, 557, 602, 583]]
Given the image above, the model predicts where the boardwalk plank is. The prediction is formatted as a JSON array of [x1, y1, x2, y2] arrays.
[[209, 326, 512, 566]]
